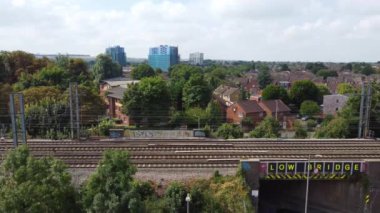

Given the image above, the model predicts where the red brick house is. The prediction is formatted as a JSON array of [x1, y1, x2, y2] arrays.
[[226, 100, 266, 125], [106, 86, 132, 125], [258, 100, 291, 121], [258, 99, 293, 129]]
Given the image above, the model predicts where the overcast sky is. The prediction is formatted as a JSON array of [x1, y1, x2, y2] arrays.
[[1, 0, 380, 62]]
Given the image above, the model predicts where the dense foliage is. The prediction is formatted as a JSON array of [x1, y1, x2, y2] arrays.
[[300, 100, 320, 117], [131, 64, 155, 80], [289, 80, 321, 107], [216, 123, 244, 139], [122, 77, 171, 127], [261, 84, 289, 103], [0, 146, 80, 212], [82, 150, 141, 212], [249, 116, 281, 138]]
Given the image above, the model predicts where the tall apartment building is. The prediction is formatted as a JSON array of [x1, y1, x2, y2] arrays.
[[148, 45, 179, 72], [189, 52, 204, 65], [106, 45, 127, 67]]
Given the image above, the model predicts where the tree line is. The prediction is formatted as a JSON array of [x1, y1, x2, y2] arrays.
[[0, 146, 254, 213]]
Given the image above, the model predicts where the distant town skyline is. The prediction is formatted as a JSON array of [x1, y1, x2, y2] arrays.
[[1, 0, 380, 62]]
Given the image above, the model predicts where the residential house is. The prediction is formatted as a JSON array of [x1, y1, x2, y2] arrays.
[[213, 85, 240, 106], [106, 86, 132, 124], [100, 77, 139, 125], [226, 100, 266, 125], [258, 100, 291, 122], [323, 94, 349, 116], [258, 99, 293, 129]]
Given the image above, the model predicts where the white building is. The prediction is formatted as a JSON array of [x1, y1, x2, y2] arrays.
[[189, 52, 204, 65]]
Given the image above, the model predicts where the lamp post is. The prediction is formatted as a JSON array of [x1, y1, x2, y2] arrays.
[[305, 154, 322, 213], [185, 193, 191, 213]]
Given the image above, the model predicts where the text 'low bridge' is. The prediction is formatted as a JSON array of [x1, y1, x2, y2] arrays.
[[259, 161, 365, 180]]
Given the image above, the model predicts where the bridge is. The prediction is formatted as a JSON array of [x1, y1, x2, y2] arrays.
[[0, 138, 379, 212]]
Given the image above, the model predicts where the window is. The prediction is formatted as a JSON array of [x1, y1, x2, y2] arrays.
[[336, 99, 339, 103], [336, 107, 339, 111]]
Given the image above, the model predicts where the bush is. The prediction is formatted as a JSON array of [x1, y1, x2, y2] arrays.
[[249, 117, 281, 138], [216, 123, 243, 139], [306, 119, 317, 131]]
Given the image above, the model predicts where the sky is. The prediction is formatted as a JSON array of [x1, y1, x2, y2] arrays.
[[1, 0, 380, 62]]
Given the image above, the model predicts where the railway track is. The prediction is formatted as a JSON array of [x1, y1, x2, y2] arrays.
[[0, 138, 379, 168]]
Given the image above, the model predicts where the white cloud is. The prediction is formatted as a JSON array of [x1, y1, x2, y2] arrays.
[[0, 0, 379, 61]]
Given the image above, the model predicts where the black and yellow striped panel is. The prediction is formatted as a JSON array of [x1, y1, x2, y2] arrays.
[[262, 173, 349, 180]]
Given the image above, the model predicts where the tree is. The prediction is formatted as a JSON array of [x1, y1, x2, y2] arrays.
[[206, 100, 223, 128], [249, 116, 281, 138], [289, 80, 320, 106], [294, 121, 307, 139], [184, 107, 209, 128], [82, 150, 141, 213], [300, 100, 320, 117], [0, 84, 12, 124], [317, 84, 330, 103], [316, 69, 338, 79], [216, 123, 243, 139], [315, 117, 349, 138], [258, 65, 272, 89], [131, 64, 155, 80], [122, 77, 171, 127], [22, 86, 62, 105], [280, 64, 290, 71], [182, 73, 211, 109], [77, 86, 106, 125], [261, 84, 289, 103], [25, 99, 70, 139], [92, 54, 122, 82], [352, 63, 375, 76], [337, 83, 357, 94], [0, 145, 79, 212], [169, 64, 203, 110], [164, 182, 187, 213], [305, 62, 326, 74], [56, 56, 90, 83]]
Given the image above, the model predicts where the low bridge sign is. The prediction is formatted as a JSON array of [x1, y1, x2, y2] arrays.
[[260, 161, 365, 180]]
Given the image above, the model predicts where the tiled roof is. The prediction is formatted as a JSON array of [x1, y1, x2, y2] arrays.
[[106, 86, 127, 100], [236, 100, 265, 113], [260, 100, 291, 113]]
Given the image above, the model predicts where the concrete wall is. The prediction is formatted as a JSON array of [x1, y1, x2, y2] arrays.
[[125, 130, 194, 138]]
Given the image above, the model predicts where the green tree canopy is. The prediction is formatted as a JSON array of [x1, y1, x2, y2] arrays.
[[289, 80, 321, 107], [22, 86, 62, 105], [280, 64, 290, 71], [131, 64, 155, 80], [182, 73, 211, 109], [92, 54, 122, 82], [0, 145, 79, 212], [82, 150, 141, 213], [257, 64, 272, 89], [352, 63, 375, 76], [122, 77, 171, 127], [294, 121, 308, 139], [305, 62, 327, 74], [316, 69, 338, 79], [216, 123, 243, 139], [337, 83, 357, 94], [0, 83, 12, 124], [261, 84, 290, 103], [300, 100, 320, 117], [164, 182, 187, 213], [249, 116, 281, 138], [206, 100, 223, 128], [315, 117, 350, 138], [169, 64, 203, 110]]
